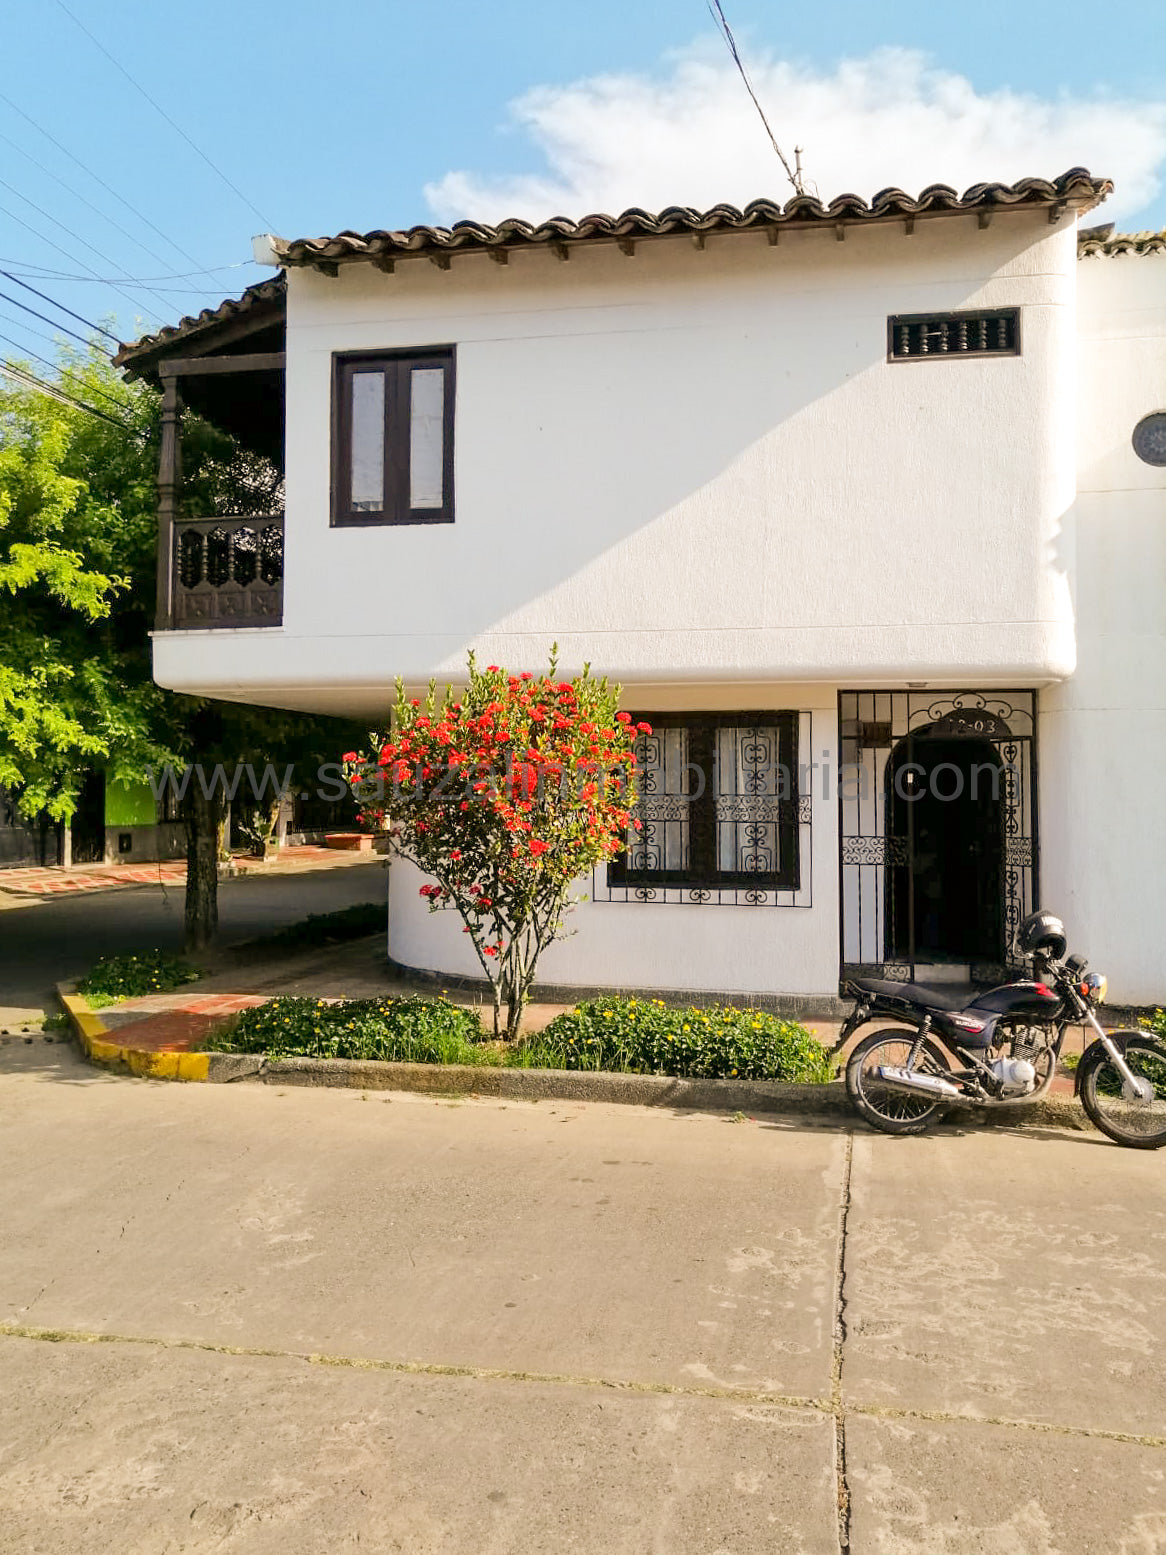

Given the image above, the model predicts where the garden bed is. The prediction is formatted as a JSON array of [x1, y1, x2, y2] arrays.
[[214, 994, 836, 1084]]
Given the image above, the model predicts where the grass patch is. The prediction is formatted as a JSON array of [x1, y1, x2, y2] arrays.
[[216, 993, 833, 1083], [78, 950, 200, 1005], [518, 997, 834, 1083], [262, 902, 385, 951]]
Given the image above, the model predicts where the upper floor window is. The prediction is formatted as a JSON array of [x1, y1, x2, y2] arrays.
[[609, 713, 800, 892], [332, 348, 455, 526], [888, 309, 1019, 361]]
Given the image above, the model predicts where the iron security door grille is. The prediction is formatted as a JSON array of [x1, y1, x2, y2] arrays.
[[838, 691, 1037, 984]]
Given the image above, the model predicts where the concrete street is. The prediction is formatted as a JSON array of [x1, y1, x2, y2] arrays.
[[0, 1039, 1163, 1552], [0, 861, 387, 1023]]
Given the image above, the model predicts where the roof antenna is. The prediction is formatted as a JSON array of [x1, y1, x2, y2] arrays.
[[706, 0, 804, 195]]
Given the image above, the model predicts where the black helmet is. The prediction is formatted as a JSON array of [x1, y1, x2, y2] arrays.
[[1018, 910, 1067, 961]]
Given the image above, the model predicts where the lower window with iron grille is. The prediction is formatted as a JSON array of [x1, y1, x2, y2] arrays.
[[609, 713, 800, 892]]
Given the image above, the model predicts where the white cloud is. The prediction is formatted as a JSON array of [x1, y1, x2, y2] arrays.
[[425, 45, 1166, 227]]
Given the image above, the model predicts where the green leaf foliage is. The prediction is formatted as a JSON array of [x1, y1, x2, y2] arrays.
[[522, 997, 836, 1083], [78, 949, 200, 1002], [0, 344, 172, 819]]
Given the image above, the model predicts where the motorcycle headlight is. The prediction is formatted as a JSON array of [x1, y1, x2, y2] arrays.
[[1082, 972, 1107, 1004]]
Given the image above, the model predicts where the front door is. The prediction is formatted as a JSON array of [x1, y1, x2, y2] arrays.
[[839, 691, 1037, 984], [885, 734, 1003, 966]]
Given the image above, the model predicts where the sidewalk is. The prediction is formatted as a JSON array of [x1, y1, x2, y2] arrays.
[[0, 845, 381, 900]]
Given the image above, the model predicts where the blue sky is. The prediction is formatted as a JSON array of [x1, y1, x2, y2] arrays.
[[1, 0, 1163, 357]]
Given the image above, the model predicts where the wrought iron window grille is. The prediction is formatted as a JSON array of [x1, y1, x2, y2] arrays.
[[599, 712, 812, 908], [887, 308, 1020, 361]]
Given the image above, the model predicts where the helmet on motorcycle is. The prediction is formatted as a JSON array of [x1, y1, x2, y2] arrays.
[[1017, 910, 1067, 961]]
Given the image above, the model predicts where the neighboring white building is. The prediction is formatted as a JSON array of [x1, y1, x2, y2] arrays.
[[117, 169, 1166, 1008]]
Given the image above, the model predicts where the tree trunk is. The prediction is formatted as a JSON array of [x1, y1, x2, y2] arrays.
[[184, 784, 223, 951]]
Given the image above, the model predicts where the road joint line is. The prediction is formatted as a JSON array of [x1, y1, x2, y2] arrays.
[[2, 1321, 1162, 1448]]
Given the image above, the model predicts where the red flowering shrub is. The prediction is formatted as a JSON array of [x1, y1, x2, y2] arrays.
[[343, 650, 645, 1038]]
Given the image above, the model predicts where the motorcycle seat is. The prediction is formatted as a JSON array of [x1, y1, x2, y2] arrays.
[[848, 976, 971, 1014]]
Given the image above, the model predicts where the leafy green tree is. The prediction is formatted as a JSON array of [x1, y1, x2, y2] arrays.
[[2, 342, 365, 948], [0, 349, 167, 821]]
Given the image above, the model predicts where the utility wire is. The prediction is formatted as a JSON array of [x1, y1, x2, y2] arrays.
[[0, 198, 161, 324], [0, 359, 137, 433], [705, 0, 803, 194], [0, 256, 250, 285], [52, 0, 276, 229], [0, 89, 227, 278], [0, 331, 134, 414], [0, 174, 176, 314], [0, 289, 97, 350], [0, 123, 179, 277], [0, 273, 122, 346]]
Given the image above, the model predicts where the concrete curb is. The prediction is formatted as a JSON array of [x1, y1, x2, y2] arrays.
[[246, 1057, 855, 1113], [57, 984, 209, 1082], [56, 983, 1090, 1128]]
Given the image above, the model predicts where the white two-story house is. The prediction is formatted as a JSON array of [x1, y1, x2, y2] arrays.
[[116, 168, 1166, 1010]]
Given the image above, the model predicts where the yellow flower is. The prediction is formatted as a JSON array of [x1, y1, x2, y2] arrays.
[[682, 1024, 690, 1032]]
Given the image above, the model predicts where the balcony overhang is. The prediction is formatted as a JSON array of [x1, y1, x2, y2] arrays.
[[114, 276, 286, 463]]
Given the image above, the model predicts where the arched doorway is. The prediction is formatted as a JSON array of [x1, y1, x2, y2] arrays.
[[885, 731, 1005, 967]]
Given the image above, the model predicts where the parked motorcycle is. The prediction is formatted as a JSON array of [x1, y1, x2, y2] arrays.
[[838, 911, 1166, 1149]]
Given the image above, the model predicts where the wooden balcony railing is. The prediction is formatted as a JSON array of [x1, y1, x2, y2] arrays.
[[168, 514, 283, 628]]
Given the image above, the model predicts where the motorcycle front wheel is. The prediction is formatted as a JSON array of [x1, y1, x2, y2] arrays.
[[1079, 1032, 1166, 1150], [845, 1028, 954, 1136]]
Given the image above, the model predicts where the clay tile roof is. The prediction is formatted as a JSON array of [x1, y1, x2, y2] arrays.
[[1078, 225, 1166, 258], [273, 168, 1111, 270], [116, 170, 1112, 366], [113, 274, 285, 372]]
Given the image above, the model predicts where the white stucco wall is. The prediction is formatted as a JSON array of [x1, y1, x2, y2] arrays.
[[154, 210, 1080, 717], [1041, 248, 1166, 1003], [388, 686, 841, 1001]]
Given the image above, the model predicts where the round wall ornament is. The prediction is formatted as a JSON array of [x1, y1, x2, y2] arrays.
[[1132, 412, 1166, 466]]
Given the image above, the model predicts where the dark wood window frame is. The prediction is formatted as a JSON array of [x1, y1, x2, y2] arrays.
[[887, 307, 1021, 362], [609, 711, 800, 892], [331, 346, 455, 527]]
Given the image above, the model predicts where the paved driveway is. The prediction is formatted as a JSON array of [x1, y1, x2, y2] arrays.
[[0, 1040, 1163, 1552], [0, 861, 387, 1022]]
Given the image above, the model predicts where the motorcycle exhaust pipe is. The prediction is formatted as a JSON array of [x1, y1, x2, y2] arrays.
[[874, 1065, 963, 1101]]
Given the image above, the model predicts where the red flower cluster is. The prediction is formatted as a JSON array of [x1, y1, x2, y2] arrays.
[[341, 655, 647, 1032]]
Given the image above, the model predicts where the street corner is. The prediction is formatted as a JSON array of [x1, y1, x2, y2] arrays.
[[58, 986, 210, 1082]]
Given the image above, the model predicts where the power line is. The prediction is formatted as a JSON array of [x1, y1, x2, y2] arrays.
[[0, 256, 251, 285], [0, 358, 137, 433], [0, 288, 96, 350], [0, 197, 162, 324], [0, 122, 179, 277], [0, 174, 176, 314], [52, 0, 276, 229], [0, 89, 226, 278], [0, 273, 122, 346], [0, 331, 135, 414], [705, 0, 803, 194]]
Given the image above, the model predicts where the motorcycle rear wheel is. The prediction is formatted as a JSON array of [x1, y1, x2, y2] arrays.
[[845, 1028, 954, 1136], [1079, 1032, 1166, 1150]]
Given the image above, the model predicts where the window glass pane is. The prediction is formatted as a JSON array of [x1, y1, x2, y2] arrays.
[[627, 727, 690, 873], [409, 367, 445, 508], [349, 371, 384, 512], [715, 725, 786, 875]]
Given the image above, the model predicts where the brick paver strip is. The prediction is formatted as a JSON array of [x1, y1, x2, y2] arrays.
[[0, 863, 187, 897], [0, 844, 373, 898]]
